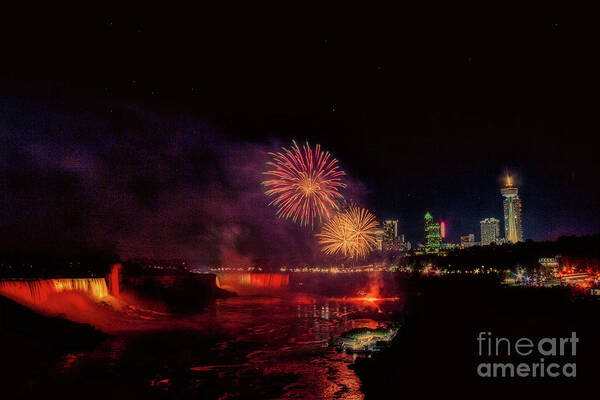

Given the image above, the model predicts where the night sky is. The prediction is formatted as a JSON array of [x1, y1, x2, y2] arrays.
[[1, 11, 599, 264]]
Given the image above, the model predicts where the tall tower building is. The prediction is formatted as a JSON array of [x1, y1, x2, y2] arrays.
[[500, 175, 523, 243], [424, 212, 441, 253], [480, 218, 501, 245]]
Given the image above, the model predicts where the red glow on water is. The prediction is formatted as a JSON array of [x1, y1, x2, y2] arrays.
[[343, 296, 400, 306], [335, 273, 402, 309], [334, 283, 399, 307]]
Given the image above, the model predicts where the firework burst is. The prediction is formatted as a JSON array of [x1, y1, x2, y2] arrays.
[[317, 205, 379, 260], [262, 140, 346, 227]]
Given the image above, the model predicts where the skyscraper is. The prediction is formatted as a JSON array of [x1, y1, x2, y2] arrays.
[[480, 218, 501, 245], [382, 219, 403, 251], [500, 175, 523, 243], [424, 212, 441, 253], [383, 219, 398, 239]]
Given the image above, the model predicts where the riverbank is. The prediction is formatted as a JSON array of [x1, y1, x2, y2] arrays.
[[354, 275, 600, 398]]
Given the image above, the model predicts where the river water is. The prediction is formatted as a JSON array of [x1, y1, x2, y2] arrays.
[[17, 273, 405, 400]]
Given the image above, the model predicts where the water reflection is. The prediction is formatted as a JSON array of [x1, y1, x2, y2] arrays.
[[192, 296, 385, 399], [50, 294, 400, 399]]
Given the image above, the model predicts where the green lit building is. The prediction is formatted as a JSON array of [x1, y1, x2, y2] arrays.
[[424, 212, 442, 253]]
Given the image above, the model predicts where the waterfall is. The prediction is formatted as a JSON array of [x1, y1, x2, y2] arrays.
[[215, 273, 290, 294], [0, 278, 110, 306]]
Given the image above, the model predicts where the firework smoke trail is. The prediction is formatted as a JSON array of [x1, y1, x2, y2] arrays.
[[317, 205, 379, 260], [262, 140, 346, 227]]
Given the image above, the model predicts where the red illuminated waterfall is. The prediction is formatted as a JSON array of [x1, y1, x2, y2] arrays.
[[216, 273, 290, 294], [0, 278, 109, 305], [0, 263, 122, 307]]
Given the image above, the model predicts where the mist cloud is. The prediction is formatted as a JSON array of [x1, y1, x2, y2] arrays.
[[0, 95, 366, 267]]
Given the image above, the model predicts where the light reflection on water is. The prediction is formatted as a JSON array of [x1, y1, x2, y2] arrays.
[[54, 294, 399, 399], [192, 296, 387, 399]]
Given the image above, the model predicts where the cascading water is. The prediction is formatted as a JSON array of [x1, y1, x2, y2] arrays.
[[0, 263, 121, 306], [0, 263, 124, 331], [0, 278, 110, 305], [215, 273, 290, 294]]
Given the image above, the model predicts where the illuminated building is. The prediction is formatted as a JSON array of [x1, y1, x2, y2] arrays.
[[398, 234, 411, 251], [480, 217, 501, 245], [382, 219, 410, 251], [460, 233, 476, 248], [539, 256, 561, 279], [424, 212, 442, 253], [375, 228, 384, 251], [539, 257, 560, 270], [442, 242, 459, 250], [382, 219, 398, 251], [500, 175, 523, 243], [383, 219, 398, 239]]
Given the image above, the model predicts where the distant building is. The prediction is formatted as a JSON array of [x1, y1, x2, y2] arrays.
[[539, 257, 560, 268], [424, 212, 442, 253], [383, 219, 398, 239], [381, 220, 410, 251], [382, 219, 398, 251], [375, 229, 384, 251], [539, 256, 561, 277], [480, 218, 501, 245], [442, 242, 460, 250], [500, 175, 523, 243], [460, 234, 476, 248]]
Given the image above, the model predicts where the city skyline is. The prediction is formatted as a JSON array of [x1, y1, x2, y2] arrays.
[[388, 175, 524, 246], [3, 11, 600, 399], [2, 17, 599, 264]]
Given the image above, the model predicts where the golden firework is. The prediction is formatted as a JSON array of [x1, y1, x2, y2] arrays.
[[317, 205, 379, 260]]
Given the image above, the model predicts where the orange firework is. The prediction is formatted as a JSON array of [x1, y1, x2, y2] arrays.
[[317, 205, 379, 259], [262, 140, 346, 227]]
